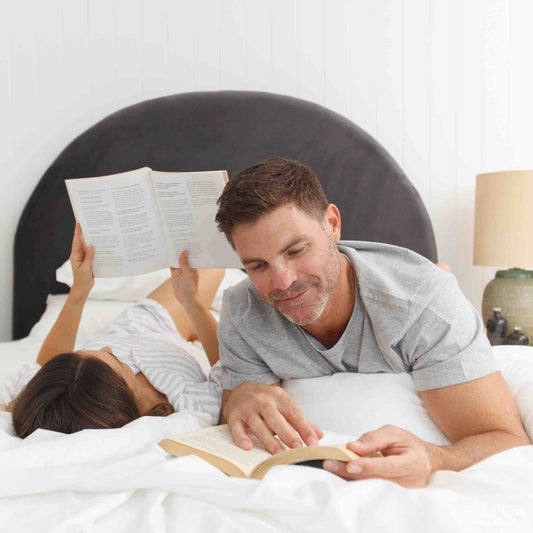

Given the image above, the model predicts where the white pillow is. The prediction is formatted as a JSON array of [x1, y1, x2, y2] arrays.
[[282, 346, 533, 444], [283, 372, 451, 445], [29, 294, 131, 348], [56, 261, 247, 309]]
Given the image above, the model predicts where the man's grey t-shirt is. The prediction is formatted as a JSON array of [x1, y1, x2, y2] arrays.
[[218, 241, 498, 391]]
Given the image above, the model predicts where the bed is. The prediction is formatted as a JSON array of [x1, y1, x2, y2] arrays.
[[2, 91, 533, 532]]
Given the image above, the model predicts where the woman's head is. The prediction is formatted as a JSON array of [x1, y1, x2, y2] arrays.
[[11, 352, 141, 438]]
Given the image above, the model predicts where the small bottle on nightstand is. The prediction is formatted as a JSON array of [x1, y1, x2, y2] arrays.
[[486, 308, 508, 345], [506, 326, 530, 346]]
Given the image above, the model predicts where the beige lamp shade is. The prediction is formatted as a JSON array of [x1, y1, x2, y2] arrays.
[[474, 170, 533, 267]]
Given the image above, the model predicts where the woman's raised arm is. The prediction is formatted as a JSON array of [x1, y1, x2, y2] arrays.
[[170, 251, 223, 367], [36, 223, 95, 365]]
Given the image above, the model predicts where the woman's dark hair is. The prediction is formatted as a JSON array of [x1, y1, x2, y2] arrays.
[[11, 353, 173, 438]]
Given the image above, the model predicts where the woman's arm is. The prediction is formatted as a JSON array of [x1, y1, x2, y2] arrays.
[[170, 251, 223, 367], [36, 224, 95, 365]]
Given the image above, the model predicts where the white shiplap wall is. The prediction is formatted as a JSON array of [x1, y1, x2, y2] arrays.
[[1, 0, 532, 341]]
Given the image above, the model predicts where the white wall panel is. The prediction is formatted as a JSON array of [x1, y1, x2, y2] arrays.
[[347, 0, 377, 138], [114, 0, 143, 108], [482, 0, 510, 289], [296, 0, 324, 104], [509, 0, 533, 172], [245, 1, 272, 91], [139, 0, 170, 99], [455, 0, 485, 312], [166, 0, 195, 94], [0, 6, 14, 343], [271, 0, 298, 96], [60, 0, 92, 134], [324, 0, 351, 119], [0, 0, 530, 340], [87, 0, 117, 122], [428, 0, 456, 268], [375, 0, 404, 168], [219, 0, 246, 90], [403, 0, 430, 207], [191, 0, 220, 91]]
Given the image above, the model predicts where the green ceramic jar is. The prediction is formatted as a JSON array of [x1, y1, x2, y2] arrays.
[[481, 269, 533, 341]]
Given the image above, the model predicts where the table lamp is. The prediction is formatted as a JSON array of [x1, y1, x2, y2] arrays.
[[473, 170, 533, 339]]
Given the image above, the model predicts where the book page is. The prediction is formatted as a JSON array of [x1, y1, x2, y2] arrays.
[[151, 170, 242, 268], [66, 168, 169, 277], [172, 425, 271, 477]]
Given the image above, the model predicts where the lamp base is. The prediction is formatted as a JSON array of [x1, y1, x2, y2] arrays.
[[481, 269, 533, 340]]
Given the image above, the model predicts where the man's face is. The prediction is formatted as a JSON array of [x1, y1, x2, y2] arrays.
[[232, 204, 342, 326]]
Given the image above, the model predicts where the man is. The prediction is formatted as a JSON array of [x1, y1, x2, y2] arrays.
[[214, 157, 530, 488]]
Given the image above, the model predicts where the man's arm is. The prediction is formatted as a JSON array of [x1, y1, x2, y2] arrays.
[[323, 371, 530, 487]]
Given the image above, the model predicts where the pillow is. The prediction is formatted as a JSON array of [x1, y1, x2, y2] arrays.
[[29, 294, 131, 348], [56, 263, 170, 302], [56, 261, 247, 309], [283, 372, 451, 445], [282, 346, 533, 444]]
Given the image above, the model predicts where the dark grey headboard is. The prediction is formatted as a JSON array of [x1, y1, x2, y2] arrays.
[[13, 90, 437, 339]]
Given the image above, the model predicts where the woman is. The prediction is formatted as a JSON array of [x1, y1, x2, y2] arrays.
[[8, 224, 225, 437]]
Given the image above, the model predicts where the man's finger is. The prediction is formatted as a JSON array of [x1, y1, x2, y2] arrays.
[[345, 454, 409, 478], [348, 425, 404, 455], [246, 415, 286, 454], [279, 402, 321, 446], [255, 406, 304, 450], [311, 423, 324, 441], [228, 419, 253, 451]]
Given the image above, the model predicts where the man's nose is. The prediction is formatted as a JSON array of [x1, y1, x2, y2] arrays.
[[271, 264, 297, 291]]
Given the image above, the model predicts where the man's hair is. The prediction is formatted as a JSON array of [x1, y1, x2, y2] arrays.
[[10, 353, 173, 438], [215, 157, 329, 246]]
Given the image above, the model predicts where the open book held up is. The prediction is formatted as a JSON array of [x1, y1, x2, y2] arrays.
[[159, 424, 364, 479], [66, 167, 242, 278]]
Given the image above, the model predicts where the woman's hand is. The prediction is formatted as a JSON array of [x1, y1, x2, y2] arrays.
[[69, 223, 95, 302], [170, 251, 201, 311]]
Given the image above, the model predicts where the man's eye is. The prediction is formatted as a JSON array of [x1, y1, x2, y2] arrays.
[[250, 263, 265, 272], [288, 247, 304, 256]]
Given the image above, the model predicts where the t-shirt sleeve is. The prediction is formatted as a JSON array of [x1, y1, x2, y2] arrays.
[[218, 293, 280, 390], [395, 277, 499, 391]]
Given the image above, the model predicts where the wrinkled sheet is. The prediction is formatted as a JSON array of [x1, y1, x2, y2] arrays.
[[2, 337, 533, 532], [1, 409, 533, 533]]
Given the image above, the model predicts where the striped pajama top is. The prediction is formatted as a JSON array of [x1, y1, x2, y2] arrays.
[[9, 299, 222, 425]]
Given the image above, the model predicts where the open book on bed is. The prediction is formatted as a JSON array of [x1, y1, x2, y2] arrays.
[[159, 424, 373, 479], [65, 167, 242, 278]]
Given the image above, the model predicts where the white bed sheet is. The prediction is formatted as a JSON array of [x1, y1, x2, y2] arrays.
[[2, 311, 533, 532], [1, 407, 533, 533]]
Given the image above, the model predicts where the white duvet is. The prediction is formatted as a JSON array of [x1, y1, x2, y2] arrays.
[[1, 406, 533, 533], [1, 292, 533, 532]]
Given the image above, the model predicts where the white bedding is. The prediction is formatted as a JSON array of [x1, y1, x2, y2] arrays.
[[2, 293, 533, 532]]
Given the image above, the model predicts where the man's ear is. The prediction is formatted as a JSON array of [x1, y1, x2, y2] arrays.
[[324, 204, 341, 242]]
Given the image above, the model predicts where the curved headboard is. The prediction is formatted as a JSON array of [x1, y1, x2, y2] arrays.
[[13, 90, 437, 339]]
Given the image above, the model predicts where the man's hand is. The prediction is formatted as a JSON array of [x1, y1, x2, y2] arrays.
[[69, 223, 95, 301], [323, 425, 432, 488], [222, 382, 324, 453]]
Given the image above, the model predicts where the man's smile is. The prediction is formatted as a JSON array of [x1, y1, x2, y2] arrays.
[[278, 287, 310, 303]]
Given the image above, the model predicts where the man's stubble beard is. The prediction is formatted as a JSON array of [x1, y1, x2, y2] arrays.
[[267, 237, 341, 326]]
